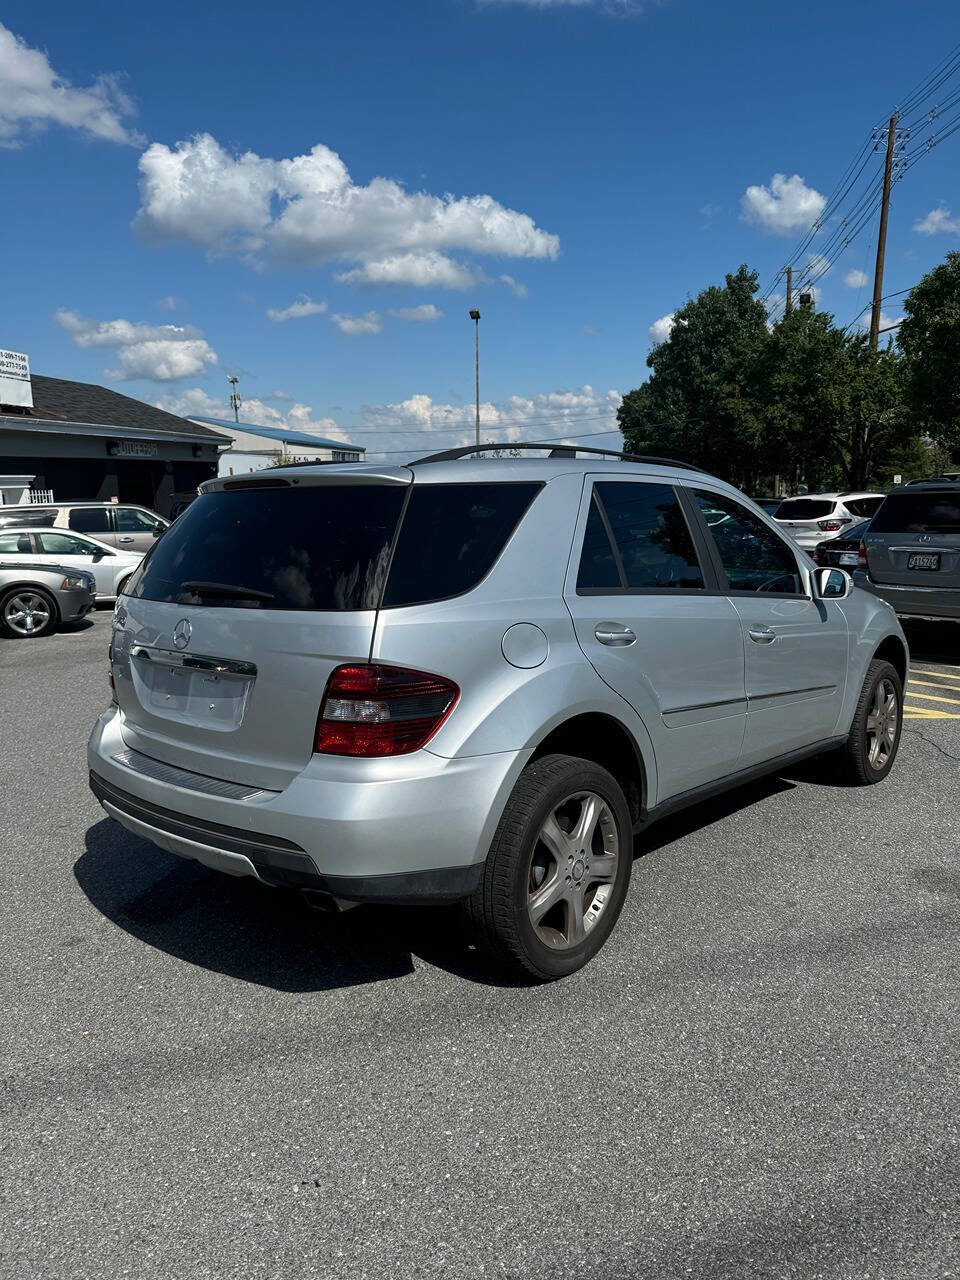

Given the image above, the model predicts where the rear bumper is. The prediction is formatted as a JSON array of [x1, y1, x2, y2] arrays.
[[87, 706, 528, 903], [854, 572, 960, 621]]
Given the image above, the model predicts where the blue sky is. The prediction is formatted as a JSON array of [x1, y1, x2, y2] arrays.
[[2, 0, 959, 457]]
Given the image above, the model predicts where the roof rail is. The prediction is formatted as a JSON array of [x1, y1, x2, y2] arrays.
[[409, 441, 705, 471]]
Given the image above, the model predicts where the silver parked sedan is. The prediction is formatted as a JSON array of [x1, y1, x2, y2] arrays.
[[0, 562, 96, 638], [89, 446, 908, 980]]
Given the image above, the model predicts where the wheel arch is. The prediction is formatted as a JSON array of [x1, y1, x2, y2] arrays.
[[0, 580, 61, 619], [530, 712, 647, 827], [872, 633, 907, 685]]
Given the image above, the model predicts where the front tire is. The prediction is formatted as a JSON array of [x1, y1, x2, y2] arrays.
[[0, 587, 58, 639], [838, 658, 903, 785], [464, 753, 633, 982]]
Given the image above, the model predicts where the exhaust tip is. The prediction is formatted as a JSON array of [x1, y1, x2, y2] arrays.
[[301, 889, 358, 913]]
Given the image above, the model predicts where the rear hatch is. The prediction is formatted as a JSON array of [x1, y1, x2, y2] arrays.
[[774, 497, 843, 545], [865, 489, 960, 587], [112, 471, 410, 789]]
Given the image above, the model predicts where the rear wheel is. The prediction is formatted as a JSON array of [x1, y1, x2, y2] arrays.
[[464, 753, 633, 981], [837, 658, 903, 785], [0, 587, 58, 639]]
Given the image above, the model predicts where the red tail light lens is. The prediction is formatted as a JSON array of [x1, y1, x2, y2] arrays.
[[857, 540, 868, 570], [315, 663, 459, 757], [817, 519, 845, 532]]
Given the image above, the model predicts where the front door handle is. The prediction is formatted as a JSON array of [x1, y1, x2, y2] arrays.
[[595, 624, 636, 647], [748, 625, 777, 644], [118, 536, 135, 544]]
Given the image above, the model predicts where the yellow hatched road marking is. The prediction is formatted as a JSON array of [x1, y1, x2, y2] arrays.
[[907, 679, 960, 700], [905, 690, 960, 705]]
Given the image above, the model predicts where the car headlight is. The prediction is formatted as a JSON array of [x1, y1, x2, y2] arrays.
[[61, 574, 90, 590]]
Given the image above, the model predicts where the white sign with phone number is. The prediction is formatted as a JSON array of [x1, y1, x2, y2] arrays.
[[0, 349, 32, 408]]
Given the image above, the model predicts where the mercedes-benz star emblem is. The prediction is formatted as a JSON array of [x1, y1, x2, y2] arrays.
[[173, 618, 192, 650]]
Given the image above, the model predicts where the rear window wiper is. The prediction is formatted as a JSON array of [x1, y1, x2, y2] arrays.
[[179, 580, 275, 602]]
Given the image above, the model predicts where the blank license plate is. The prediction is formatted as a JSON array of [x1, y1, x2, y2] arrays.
[[908, 552, 940, 571]]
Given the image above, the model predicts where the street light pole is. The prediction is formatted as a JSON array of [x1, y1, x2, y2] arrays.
[[469, 309, 481, 451]]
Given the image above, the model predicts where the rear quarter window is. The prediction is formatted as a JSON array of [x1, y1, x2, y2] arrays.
[[382, 482, 542, 607]]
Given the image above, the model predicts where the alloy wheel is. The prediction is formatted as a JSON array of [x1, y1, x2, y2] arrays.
[[527, 790, 620, 950], [865, 676, 899, 770], [3, 593, 52, 636]]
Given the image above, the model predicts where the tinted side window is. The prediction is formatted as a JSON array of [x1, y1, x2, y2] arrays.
[[845, 497, 883, 518], [577, 495, 621, 590], [0, 533, 31, 553], [115, 507, 161, 532], [37, 532, 92, 555], [69, 508, 111, 534], [695, 490, 804, 594], [383, 483, 541, 607], [132, 486, 406, 610], [588, 482, 704, 591]]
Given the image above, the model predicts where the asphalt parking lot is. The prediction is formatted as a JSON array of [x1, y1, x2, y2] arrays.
[[1, 612, 957, 1280]]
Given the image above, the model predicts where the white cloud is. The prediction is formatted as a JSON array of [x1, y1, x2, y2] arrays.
[[843, 268, 868, 288], [157, 294, 183, 311], [649, 313, 675, 345], [56, 308, 218, 381], [499, 274, 529, 298], [331, 311, 382, 336], [388, 304, 443, 323], [741, 173, 826, 236], [857, 310, 901, 334], [913, 205, 960, 235], [156, 386, 350, 442], [133, 133, 559, 288], [336, 251, 480, 290], [266, 295, 328, 322], [357, 386, 622, 457], [0, 22, 140, 148]]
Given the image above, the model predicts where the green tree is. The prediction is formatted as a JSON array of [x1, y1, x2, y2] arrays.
[[618, 265, 769, 486], [897, 250, 960, 452]]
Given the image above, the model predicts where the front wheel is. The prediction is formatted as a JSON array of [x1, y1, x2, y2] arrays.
[[0, 587, 58, 639], [464, 753, 633, 982], [837, 658, 903, 785]]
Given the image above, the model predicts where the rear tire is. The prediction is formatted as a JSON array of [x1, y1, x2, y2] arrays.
[[0, 586, 58, 639], [464, 753, 633, 982], [837, 658, 903, 785]]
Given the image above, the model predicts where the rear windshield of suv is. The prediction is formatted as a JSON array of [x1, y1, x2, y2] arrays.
[[870, 491, 960, 534], [128, 480, 540, 611], [774, 499, 835, 519]]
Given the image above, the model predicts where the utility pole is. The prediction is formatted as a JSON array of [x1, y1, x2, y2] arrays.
[[469, 309, 481, 451], [869, 114, 898, 352], [227, 375, 242, 423], [785, 266, 793, 316]]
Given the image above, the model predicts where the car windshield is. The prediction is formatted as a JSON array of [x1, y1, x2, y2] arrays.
[[870, 492, 960, 534], [774, 499, 835, 519]]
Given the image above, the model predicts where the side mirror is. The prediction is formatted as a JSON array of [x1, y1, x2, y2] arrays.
[[152, 527, 164, 539], [816, 567, 852, 600], [91, 549, 106, 561]]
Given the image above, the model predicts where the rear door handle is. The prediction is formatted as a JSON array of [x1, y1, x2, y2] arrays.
[[595, 624, 636, 646], [748, 625, 776, 644]]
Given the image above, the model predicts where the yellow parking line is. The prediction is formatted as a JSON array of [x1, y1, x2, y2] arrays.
[[907, 679, 960, 701], [910, 668, 960, 682], [904, 709, 960, 720], [905, 690, 960, 706]]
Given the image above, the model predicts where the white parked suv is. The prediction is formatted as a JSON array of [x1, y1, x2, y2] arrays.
[[774, 493, 885, 549]]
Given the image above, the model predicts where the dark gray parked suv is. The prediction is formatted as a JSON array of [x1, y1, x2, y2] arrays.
[[856, 483, 960, 622]]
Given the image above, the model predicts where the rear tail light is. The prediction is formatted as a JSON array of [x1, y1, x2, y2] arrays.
[[817, 519, 846, 532], [857, 540, 868, 571], [315, 663, 459, 757]]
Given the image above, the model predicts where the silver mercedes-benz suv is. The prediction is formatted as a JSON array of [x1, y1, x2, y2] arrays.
[[89, 445, 908, 980]]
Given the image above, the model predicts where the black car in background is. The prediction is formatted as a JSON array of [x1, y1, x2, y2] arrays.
[[812, 519, 872, 568], [856, 484, 960, 622]]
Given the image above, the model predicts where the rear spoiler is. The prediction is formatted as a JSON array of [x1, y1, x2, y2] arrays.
[[202, 465, 411, 493]]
